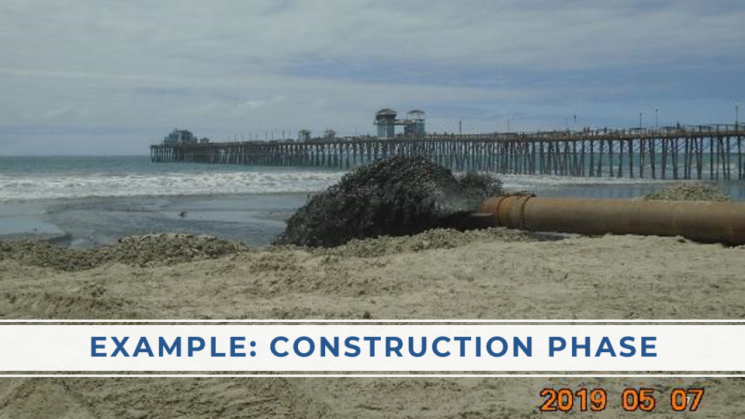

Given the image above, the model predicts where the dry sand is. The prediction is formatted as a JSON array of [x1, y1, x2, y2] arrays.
[[1, 228, 745, 417], [0, 376, 738, 418], [642, 183, 732, 202]]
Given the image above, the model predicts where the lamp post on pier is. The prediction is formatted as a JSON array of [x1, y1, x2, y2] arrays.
[[654, 107, 658, 131]]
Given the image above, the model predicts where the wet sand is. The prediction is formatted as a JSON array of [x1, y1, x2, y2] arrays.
[[0, 193, 307, 248], [1, 229, 744, 416]]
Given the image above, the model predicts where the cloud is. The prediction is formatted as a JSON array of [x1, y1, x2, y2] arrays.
[[0, 0, 743, 154]]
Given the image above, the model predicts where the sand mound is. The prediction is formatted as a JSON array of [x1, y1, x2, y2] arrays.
[[324, 227, 534, 258], [276, 156, 502, 247], [643, 183, 731, 202], [0, 234, 246, 271]]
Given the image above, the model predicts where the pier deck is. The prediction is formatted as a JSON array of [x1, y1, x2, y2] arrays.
[[151, 125, 744, 180]]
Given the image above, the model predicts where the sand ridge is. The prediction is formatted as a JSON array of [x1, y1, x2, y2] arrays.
[[1, 228, 743, 320]]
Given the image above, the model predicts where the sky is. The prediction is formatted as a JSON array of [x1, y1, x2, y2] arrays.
[[0, 0, 743, 155]]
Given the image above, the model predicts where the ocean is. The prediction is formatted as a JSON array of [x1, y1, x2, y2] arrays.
[[1, 156, 743, 247]]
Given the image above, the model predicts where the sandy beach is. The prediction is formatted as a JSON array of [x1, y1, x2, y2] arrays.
[[1, 228, 744, 416], [2, 229, 744, 320]]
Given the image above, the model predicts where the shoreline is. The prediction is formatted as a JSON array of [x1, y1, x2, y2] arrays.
[[0, 192, 310, 248], [3, 179, 743, 248]]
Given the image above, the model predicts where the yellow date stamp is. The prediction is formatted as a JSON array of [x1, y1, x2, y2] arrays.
[[539, 387, 704, 413]]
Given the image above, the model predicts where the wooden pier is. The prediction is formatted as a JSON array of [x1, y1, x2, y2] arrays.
[[151, 125, 744, 180]]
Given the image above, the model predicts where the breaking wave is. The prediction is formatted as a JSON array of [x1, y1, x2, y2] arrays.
[[0, 170, 345, 202]]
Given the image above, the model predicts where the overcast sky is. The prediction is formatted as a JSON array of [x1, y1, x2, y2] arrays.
[[1, 0, 743, 155]]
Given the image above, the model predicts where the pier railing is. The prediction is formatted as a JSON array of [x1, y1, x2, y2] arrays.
[[151, 126, 744, 180]]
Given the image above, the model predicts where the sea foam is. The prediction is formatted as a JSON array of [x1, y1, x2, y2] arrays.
[[0, 171, 345, 202]]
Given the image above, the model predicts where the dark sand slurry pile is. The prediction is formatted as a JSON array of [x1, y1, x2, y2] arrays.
[[643, 182, 732, 202], [275, 155, 502, 247]]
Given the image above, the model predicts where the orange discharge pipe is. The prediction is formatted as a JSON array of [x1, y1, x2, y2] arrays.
[[479, 195, 745, 245]]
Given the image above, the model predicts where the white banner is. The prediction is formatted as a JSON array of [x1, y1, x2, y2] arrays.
[[0, 325, 741, 372]]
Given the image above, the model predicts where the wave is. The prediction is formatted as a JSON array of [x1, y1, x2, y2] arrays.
[[497, 173, 673, 191], [0, 165, 730, 203], [0, 171, 345, 202]]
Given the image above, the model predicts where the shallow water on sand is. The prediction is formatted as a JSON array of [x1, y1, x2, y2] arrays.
[[0, 193, 308, 248]]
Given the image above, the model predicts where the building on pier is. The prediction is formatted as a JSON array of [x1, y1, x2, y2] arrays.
[[163, 129, 199, 145], [375, 108, 397, 139], [374, 108, 427, 139], [404, 110, 426, 137], [298, 129, 312, 142]]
